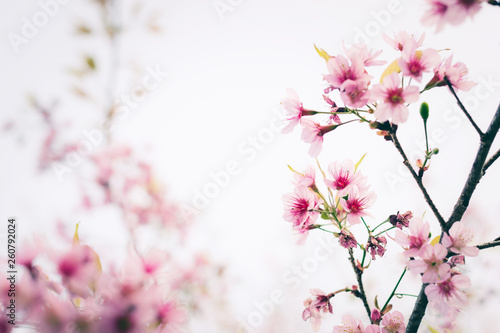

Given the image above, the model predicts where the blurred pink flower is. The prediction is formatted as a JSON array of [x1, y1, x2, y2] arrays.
[[398, 40, 440, 82], [300, 119, 337, 157], [442, 221, 479, 256], [343, 43, 385, 67], [434, 55, 475, 91], [372, 73, 420, 124], [340, 79, 372, 108], [380, 311, 405, 333], [422, 0, 485, 31], [325, 54, 371, 90], [395, 217, 430, 257], [425, 274, 471, 307], [333, 315, 366, 333], [383, 31, 425, 52], [408, 243, 451, 283], [302, 289, 334, 332], [281, 88, 317, 133], [292, 165, 317, 189]]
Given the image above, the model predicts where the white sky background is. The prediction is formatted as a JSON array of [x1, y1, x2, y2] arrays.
[[1, 0, 500, 332]]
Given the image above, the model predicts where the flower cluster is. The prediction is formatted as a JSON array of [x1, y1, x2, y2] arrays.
[[282, 159, 376, 244], [0, 225, 228, 333], [396, 220, 478, 328], [422, 0, 487, 32], [281, 32, 474, 157]]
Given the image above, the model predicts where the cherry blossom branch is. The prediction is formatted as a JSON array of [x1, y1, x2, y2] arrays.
[[444, 76, 484, 137], [483, 148, 500, 175], [476, 239, 500, 250], [407, 103, 500, 332], [347, 248, 372, 323], [389, 129, 447, 229], [446, 103, 500, 230]]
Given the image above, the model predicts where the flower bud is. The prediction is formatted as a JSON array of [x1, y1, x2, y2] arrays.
[[420, 102, 429, 121]]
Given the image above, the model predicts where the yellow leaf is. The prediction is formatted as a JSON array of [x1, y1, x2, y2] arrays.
[[287, 164, 300, 174], [73, 223, 80, 246], [314, 44, 331, 62], [74, 297, 81, 308], [430, 235, 441, 246], [380, 59, 401, 83], [426, 324, 440, 333], [355, 153, 367, 172]]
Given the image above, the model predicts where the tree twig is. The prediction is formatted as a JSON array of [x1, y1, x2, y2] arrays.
[[446, 103, 500, 230], [347, 248, 372, 323], [444, 76, 484, 138], [483, 148, 500, 175], [405, 284, 429, 333], [390, 130, 447, 229], [477, 239, 500, 250]]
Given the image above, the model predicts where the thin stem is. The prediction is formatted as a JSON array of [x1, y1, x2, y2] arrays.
[[371, 218, 390, 232], [476, 239, 500, 250], [390, 130, 447, 229], [348, 248, 372, 323], [361, 217, 370, 233], [374, 226, 396, 237], [381, 267, 407, 313], [483, 148, 500, 175], [394, 293, 418, 298], [444, 76, 484, 137]]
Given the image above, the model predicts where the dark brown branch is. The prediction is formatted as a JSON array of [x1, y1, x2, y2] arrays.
[[390, 130, 447, 229], [483, 148, 500, 175], [477, 239, 500, 250], [446, 103, 500, 230], [347, 248, 372, 323], [405, 284, 429, 333], [444, 76, 484, 138]]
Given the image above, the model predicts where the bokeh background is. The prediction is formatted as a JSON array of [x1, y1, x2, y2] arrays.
[[1, 0, 500, 332]]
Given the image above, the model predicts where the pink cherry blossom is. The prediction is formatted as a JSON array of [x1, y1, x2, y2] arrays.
[[340, 186, 376, 225], [434, 55, 475, 91], [371, 73, 420, 124], [324, 159, 364, 197], [394, 217, 430, 257], [281, 88, 317, 133], [343, 43, 385, 67], [389, 211, 412, 229], [302, 289, 334, 332], [333, 315, 366, 333], [339, 228, 358, 249], [407, 243, 451, 283], [383, 31, 425, 52], [300, 118, 337, 157], [340, 79, 372, 108], [442, 221, 479, 256], [422, 0, 485, 31], [292, 165, 316, 189], [324, 54, 371, 90], [380, 311, 405, 333], [398, 40, 441, 82], [283, 186, 320, 231], [366, 235, 387, 260], [425, 274, 471, 307]]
